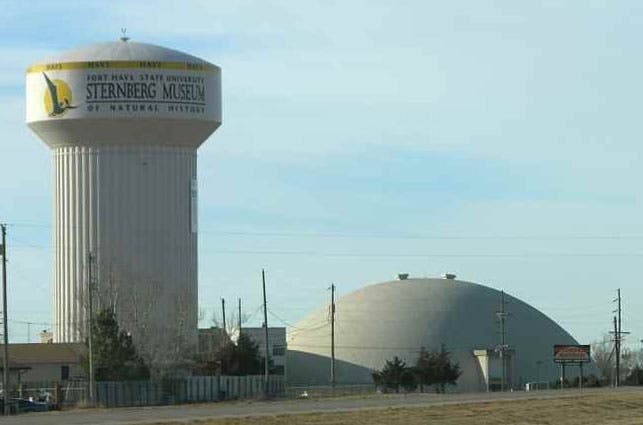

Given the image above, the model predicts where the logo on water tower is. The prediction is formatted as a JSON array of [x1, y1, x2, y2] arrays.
[[42, 72, 77, 117]]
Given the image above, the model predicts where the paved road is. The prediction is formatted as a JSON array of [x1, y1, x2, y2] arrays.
[[4, 387, 642, 425]]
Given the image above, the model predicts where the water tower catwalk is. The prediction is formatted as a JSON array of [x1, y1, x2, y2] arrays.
[[25, 40, 222, 355]]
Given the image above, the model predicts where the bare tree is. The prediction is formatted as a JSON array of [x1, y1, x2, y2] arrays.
[[620, 346, 637, 382], [631, 347, 643, 368], [210, 309, 250, 342], [86, 261, 198, 380], [592, 336, 614, 384], [592, 335, 637, 385]]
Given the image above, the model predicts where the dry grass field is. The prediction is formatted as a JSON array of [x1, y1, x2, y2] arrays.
[[150, 391, 643, 425]]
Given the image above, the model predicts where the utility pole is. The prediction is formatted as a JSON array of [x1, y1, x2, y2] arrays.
[[262, 269, 270, 397], [1, 224, 9, 415], [496, 290, 509, 392], [612, 288, 629, 387], [221, 298, 227, 336], [87, 252, 95, 406], [613, 316, 619, 387], [238, 298, 242, 336], [617, 288, 621, 387], [330, 283, 336, 388]]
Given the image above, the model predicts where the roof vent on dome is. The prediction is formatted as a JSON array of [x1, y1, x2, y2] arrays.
[[443, 273, 457, 280], [120, 28, 130, 42], [397, 273, 409, 281]]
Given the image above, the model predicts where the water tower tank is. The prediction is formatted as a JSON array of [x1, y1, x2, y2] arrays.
[[25, 39, 221, 360]]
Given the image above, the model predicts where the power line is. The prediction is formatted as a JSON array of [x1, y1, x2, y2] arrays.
[[198, 230, 643, 240], [245, 304, 265, 324], [13, 239, 643, 258], [204, 303, 264, 328], [9, 226, 643, 259], [288, 343, 492, 352], [286, 321, 331, 335], [9, 222, 643, 240], [205, 250, 643, 258], [266, 309, 300, 329]]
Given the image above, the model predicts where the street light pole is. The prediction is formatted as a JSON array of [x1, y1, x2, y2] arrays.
[[262, 269, 270, 397], [1, 224, 9, 416], [330, 284, 336, 388]]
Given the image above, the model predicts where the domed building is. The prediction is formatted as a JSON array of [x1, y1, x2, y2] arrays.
[[287, 275, 590, 392]]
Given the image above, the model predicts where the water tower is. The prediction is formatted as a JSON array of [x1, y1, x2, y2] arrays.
[[25, 39, 221, 359]]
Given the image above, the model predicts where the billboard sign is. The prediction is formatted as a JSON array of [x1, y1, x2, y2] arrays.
[[553, 345, 591, 363]]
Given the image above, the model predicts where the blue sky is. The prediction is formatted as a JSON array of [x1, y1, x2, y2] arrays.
[[1, 0, 643, 348]]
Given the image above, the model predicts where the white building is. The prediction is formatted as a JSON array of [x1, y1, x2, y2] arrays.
[[1, 343, 85, 383], [197, 327, 286, 376], [243, 327, 287, 376], [288, 275, 594, 391]]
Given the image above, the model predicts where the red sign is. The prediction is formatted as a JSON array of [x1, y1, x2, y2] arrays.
[[553, 345, 591, 363]]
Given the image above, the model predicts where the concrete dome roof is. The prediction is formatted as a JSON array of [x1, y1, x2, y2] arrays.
[[287, 277, 587, 391], [35, 40, 214, 65]]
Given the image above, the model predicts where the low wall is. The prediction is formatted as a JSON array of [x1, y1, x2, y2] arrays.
[[13, 375, 285, 408]]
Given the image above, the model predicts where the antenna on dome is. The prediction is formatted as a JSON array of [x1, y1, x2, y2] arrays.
[[120, 28, 130, 42]]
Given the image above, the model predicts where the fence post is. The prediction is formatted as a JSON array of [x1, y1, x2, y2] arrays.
[[53, 382, 60, 407]]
